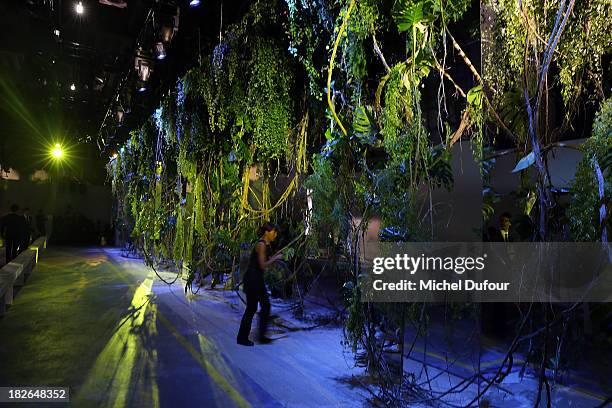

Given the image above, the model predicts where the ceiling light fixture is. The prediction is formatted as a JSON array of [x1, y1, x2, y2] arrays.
[[155, 7, 179, 60], [134, 49, 152, 92], [115, 106, 125, 125], [137, 64, 150, 81], [53, 29, 60, 37], [160, 8, 180, 43], [75, 1, 84, 14], [154, 42, 166, 60], [189, 0, 201, 7], [51, 143, 64, 160], [70, 83, 76, 91]]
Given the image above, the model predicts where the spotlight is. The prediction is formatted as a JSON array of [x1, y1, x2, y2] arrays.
[[154, 42, 166, 60], [51, 143, 64, 159], [134, 50, 152, 92], [137, 65, 150, 82], [136, 81, 147, 92], [93, 75, 105, 91], [70, 83, 76, 91], [75, 1, 84, 14], [159, 8, 179, 43], [134, 50, 152, 82], [189, 0, 201, 7], [53, 29, 60, 37], [115, 106, 125, 126], [160, 25, 175, 44]]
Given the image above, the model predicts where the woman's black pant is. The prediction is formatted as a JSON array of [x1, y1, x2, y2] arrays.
[[237, 287, 270, 341]]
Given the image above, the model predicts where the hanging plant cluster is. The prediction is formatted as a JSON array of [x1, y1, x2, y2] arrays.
[[108, 0, 306, 290], [290, 0, 475, 386], [567, 98, 612, 242], [103, 0, 612, 403], [300, 0, 474, 247]]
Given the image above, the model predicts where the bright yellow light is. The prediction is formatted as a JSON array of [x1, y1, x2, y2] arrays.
[[40, 140, 74, 171], [51, 143, 64, 159]]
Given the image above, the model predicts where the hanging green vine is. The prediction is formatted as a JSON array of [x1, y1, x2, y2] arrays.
[[107, 0, 303, 291], [567, 97, 612, 241]]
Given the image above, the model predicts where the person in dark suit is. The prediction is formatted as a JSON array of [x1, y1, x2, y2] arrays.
[[482, 212, 516, 337], [21, 207, 33, 251], [36, 209, 46, 236], [0, 204, 28, 264], [237, 222, 283, 346], [489, 212, 516, 242]]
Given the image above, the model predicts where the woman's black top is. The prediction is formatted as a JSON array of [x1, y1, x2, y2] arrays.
[[243, 239, 269, 293]]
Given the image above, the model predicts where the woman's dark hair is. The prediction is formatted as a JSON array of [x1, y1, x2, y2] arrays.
[[256, 222, 277, 238]]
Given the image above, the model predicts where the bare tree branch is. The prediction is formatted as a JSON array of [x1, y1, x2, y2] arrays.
[[372, 32, 391, 73]]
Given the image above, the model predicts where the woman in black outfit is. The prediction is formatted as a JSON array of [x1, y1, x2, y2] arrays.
[[237, 222, 282, 346]]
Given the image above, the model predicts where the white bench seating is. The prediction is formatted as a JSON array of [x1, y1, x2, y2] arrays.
[[0, 236, 47, 315]]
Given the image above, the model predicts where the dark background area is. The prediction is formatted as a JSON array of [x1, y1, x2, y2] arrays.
[[0, 0, 251, 184]]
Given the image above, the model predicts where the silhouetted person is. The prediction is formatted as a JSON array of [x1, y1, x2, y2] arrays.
[[237, 222, 283, 346], [36, 209, 46, 236], [21, 207, 32, 249], [489, 212, 516, 242], [0, 204, 28, 264], [483, 212, 515, 337]]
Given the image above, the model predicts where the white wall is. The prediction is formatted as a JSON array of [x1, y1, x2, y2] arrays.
[[430, 141, 482, 241], [486, 139, 585, 223]]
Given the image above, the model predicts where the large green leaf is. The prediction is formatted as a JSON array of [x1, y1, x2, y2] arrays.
[[393, 0, 433, 33], [352, 105, 378, 145], [467, 85, 483, 109]]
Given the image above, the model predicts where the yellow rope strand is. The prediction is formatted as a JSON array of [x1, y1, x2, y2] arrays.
[[242, 175, 298, 215], [240, 113, 308, 217], [327, 0, 355, 137]]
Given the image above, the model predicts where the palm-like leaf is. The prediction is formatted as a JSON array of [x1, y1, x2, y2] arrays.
[[393, 0, 435, 33], [428, 146, 453, 189], [352, 105, 378, 145]]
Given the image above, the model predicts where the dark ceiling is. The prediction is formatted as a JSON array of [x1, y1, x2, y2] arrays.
[[0, 0, 248, 182]]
